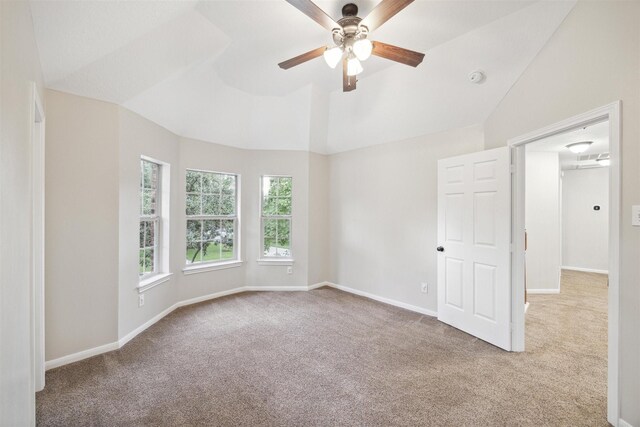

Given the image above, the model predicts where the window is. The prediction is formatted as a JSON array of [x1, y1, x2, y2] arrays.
[[186, 170, 238, 265], [139, 159, 160, 278], [261, 176, 292, 258]]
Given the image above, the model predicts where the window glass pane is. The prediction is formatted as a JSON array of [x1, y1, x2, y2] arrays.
[[144, 221, 155, 248], [279, 177, 292, 197], [262, 197, 278, 216], [202, 194, 220, 216], [219, 220, 234, 260], [142, 189, 156, 215], [201, 241, 221, 262], [186, 170, 201, 193], [186, 241, 202, 264], [262, 176, 278, 199], [277, 198, 291, 215], [186, 220, 202, 243], [277, 219, 290, 247], [144, 248, 154, 273], [263, 219, 277, 256], [202, 219, 218, 242], [142, 161, 152, 188], [186, 193, 201, 216], [220, 195, 235, 215], [221, 175, 235, 195], [139, 222, 145, 248], [139, 249, 145, 276], [202, 172, 220, 194]]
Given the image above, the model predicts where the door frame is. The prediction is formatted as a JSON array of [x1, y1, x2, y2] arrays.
[[508, 101, 620, 425], [30, 82, 46, 393]]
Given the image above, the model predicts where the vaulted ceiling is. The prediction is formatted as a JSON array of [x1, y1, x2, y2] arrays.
[[30, 0, 576, 153]]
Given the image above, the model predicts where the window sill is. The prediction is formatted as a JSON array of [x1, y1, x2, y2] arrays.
[[257, 258, 295, 266], [137, 273, 173, 294], [182, 260, 243, 275]]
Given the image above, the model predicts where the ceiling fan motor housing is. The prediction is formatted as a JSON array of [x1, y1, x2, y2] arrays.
[[341, 3, 358, 17]]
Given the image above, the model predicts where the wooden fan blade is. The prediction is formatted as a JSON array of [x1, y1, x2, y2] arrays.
[[285, 0, 340, 31], [278, 46, 326, 70], [360, 0, 414, 32], [343, 58, 356, 92], [372, 41, 425, 67]]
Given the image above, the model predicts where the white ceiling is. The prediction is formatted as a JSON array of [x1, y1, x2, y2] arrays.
[[527, 120, 610, 170], [29, 0, 576, 153]]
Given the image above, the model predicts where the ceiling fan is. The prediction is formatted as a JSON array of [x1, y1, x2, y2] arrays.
[[278, 0, 425, 92]]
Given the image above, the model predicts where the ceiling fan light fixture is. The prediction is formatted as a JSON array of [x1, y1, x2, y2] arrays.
[[347, 56, 363, 76], [323, 46, 343, 69], [566, 141, 593, 154], [353, 38, 373, 61]]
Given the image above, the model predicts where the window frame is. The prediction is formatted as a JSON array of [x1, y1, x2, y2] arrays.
[[184, 168, 241, 270], [139, 158, 161, 280], [138, 156, 172, 293], [259, 175, 293, 263]]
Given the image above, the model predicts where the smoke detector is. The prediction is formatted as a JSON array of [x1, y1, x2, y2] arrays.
[[469, 70, 486, 84]]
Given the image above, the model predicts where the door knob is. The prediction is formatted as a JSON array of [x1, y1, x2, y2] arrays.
[[437, 246, 445, 252]]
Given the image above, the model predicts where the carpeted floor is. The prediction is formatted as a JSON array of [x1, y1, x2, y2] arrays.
[[36, 270, 608, 426]]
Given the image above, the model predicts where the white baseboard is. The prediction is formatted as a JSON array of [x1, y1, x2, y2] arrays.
[[325, 282, 437, 317], [527, 289, 560, 294], [45, 341, 119, 370], [562, 266, 609, 275], [244, 285, 310, 291], [45, 282, 330, 370], [176, 287, 247, 308], [118, 303, 179, 348], [618, 418, 633, 427], [524, 302, 530, 313]]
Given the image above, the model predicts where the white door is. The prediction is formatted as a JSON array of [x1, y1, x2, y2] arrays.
[[437, 147, 511, 350]]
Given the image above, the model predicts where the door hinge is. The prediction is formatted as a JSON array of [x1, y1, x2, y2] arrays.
[[510, 165, 516, 174], [510, 243, 514, 253]]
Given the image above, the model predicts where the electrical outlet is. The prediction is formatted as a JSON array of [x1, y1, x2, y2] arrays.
[[287, 266, 293, 275], [138, 294, 145, 307], [420, 283, 429, 294]]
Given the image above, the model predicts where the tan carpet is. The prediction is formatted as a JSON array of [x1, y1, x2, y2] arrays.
[[36, 270, 608, 426]]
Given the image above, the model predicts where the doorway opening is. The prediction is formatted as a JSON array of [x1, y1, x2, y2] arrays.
[[509, 102, 620, 425]]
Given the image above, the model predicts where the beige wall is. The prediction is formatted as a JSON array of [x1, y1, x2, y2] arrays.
[[0, 1, 45, 424], [118, 108, 180, 338], [45, 91, 326, 367], [243, 149, 310, 288], [562, 167, 609, 272], [483, 1, 640, 424], [328, 126, 484, 313], [525, 152, 561, 291], [177, 138, 248, 301], [45, 90, 120, 360], [308, 153, 330, 285]]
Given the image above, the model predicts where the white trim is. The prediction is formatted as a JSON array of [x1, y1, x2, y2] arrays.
[[561, 266, 609, 275], [526, 289, 560, 295], [256, 258, 294, 266], [618, 418, 633, 427], [508, 101, 620, 425], [137, 273, 173, 294], [30, 82, 46, 394], [118, 302, 177, 348], [183, 260, 243, 275], [43, 281, 437, 370], [45, 342, 119, 371], [308, 282, 327, 290], [325, 282, 438, 317], [245, 285, 308, 291], [175, 287, 247, 308], [524, 302, 530, 313]]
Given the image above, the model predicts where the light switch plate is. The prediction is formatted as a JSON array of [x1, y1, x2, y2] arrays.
[[632, 205, 640, 226]]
